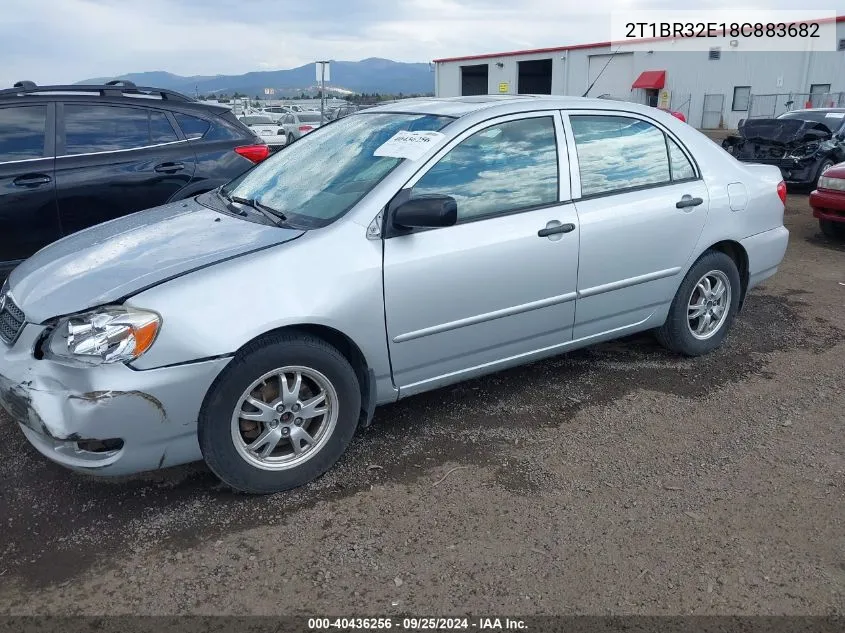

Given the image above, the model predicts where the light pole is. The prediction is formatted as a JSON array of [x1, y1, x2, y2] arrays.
[[316, 60, 331, 124]]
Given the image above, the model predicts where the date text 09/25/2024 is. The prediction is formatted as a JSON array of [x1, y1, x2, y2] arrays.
[[307, 617, 528, 630]]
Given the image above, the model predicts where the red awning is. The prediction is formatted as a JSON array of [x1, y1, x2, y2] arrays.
[[632, 70, 666, 89]]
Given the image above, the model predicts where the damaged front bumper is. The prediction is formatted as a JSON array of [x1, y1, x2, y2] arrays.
[[0, 324, 231, 475]]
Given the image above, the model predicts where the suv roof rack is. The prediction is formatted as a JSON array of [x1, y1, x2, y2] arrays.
[[0, 80, 194, 102]]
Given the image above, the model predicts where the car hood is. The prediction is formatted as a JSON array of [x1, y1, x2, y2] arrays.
[[739, 118, 832, 144], [8, 198, 304, 324]]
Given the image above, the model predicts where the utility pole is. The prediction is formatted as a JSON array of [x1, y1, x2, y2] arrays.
[[316, 60, 331, 124]]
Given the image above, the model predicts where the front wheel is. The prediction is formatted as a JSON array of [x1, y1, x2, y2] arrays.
[[198, 333, 361, 494], [656, 251, 741, 357]]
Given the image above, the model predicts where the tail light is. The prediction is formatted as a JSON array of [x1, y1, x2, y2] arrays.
[[777, 180, 787, 205], [234, 144, 270, 164], [298, 125, 313, 132]]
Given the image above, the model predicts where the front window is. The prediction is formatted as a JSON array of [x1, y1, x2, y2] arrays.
[[223, 112, 452, 228], [410, 116, 559, 222]]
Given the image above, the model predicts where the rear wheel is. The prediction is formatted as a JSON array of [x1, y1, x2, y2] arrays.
[[820, 219, 845, 240], [287, 134, 295, 145], [656, 251, 741, 357], [199, 333, 361, 494]]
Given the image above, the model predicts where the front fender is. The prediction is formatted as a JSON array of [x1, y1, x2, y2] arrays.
[[125, 221, 395, 402]]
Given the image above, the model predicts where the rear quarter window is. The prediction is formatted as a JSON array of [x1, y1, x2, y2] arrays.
[[174, 112, 242, 141]]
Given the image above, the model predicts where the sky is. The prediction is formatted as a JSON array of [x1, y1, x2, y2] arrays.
[[0, 0, 842, 86]]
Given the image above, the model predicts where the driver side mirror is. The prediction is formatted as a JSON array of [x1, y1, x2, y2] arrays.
[[392, 195, 458, 230]]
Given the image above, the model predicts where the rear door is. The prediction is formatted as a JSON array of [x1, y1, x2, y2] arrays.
[[564, 111, 709, 339], [0, 103, 60, 275], [54, 103, 196, 235]]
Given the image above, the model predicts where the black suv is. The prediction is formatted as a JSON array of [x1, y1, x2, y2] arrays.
[[0, 80, 270, 277]]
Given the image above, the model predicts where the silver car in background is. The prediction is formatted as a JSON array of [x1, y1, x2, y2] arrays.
[[280, 111, 324, 145], [0, 96, 789, 494], [238, 114, 287, 152]]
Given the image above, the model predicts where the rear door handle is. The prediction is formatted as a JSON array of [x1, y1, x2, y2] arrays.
[[12, 174, 52, 187], [538, 222, 575, 238], [676, 195, 704, 209], [154, 162, 185, 173]]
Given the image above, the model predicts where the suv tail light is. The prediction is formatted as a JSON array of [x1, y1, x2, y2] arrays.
[[298, 125, 313, 132], [777, 181, 787, 205], [234, 144, 270, 164]]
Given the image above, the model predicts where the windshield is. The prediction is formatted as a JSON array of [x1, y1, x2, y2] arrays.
[[223, 112, 453, 228]]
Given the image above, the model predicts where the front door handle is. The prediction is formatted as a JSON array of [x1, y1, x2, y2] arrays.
[[538, 222, 576, 238], [154, 162, 185, 174], [13, 174, 52, 187], [676, 195, 704, 209]]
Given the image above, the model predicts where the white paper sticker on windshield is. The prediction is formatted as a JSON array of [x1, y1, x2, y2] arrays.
[[374, 131, 445, 160], [825, 112, 845, 118]]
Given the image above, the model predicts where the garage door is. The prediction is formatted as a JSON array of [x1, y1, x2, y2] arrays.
[[586, 53, 634, 100]]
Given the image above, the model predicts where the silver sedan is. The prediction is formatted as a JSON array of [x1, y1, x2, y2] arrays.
[[0, 96, 789, 493]]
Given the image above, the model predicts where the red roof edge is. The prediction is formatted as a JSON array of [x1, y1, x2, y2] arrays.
[[433, 15, 845, 64]]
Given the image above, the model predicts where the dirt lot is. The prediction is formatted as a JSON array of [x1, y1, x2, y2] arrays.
[[0, 194, 843, 616]]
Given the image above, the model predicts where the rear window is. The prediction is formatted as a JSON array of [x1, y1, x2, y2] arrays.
[[174, 112, 242, 141], [298, 113, 323, 123], [0, 105, 46, 162], [242, 116, 274, 125]]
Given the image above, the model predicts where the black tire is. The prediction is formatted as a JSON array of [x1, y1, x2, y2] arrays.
[[820, 219, 845, 240], [198, 332, 361, 494], [287, 134, 295, 145], [656, 250, 741, 357]]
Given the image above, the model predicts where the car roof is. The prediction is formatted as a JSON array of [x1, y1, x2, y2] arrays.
[[363, 95, 664, 118], [780, 108, 845, 114], [0, 81, 233, 118]]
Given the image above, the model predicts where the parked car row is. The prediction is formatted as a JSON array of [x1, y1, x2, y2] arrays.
[[0, 94, 790, 494], [0, 80, 271, 277]]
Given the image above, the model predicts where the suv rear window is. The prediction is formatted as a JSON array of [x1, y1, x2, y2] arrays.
[[64, 105, 178, 155], [174, 112, 241, 141], [0, 105, 47, 162]]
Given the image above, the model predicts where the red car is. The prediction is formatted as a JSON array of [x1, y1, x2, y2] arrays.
[[810, 162, 845, 239]]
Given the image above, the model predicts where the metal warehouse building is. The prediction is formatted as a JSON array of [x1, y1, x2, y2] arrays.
[[433, 18, 845, 129]]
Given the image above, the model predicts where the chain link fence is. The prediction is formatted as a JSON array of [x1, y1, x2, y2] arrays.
[[747, 92, 845, 119]]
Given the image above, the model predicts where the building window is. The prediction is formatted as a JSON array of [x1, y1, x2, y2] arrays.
[[708, 48, 721, 60], [810, 84, 832, 108], [732, 86, 751, 112]]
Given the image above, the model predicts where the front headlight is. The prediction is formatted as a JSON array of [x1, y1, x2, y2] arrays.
[[818, 175, 845, 191], [46, 306, 161, 365]]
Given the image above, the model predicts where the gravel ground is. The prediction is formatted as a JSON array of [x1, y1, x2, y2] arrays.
[[0, 194, 843, 616]]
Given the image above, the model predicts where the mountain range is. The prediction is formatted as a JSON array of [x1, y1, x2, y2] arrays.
[[79, 58, 434, 97]]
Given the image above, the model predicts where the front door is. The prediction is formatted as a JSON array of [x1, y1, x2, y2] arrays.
[[383, 113, 580, 394], [565, 112, 709, 339], [0, 103, 60, 276], [55, 103, 196, 235]]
